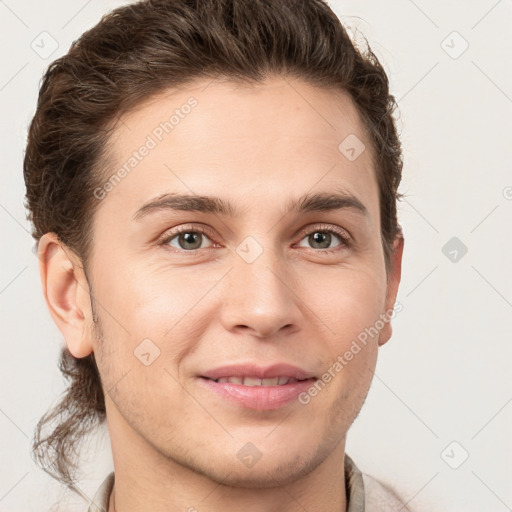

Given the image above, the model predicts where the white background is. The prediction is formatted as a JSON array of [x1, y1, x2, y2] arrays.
[[1, 1, 511, 511]]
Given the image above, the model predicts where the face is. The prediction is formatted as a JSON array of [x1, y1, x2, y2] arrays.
[[56, 76, 402, 487]]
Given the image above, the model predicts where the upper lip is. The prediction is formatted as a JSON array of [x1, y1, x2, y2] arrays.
[[201, 363, 315, 381]]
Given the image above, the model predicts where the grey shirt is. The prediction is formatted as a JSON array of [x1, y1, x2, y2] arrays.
[[87, 454, 409, 512]]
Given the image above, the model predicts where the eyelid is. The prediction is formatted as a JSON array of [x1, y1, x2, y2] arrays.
[[294, 223, 351, 254], [157, 224, 218, 251], [296, 223, 351, 244]]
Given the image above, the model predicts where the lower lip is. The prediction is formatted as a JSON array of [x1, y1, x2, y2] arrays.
[[199, 377, 316, 410]]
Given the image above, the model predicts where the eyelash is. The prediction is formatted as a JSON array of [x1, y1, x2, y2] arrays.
[[158, 224, 351, 255]]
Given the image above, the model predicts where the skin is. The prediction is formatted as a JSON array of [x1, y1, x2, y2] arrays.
[[39, 76, 403, 512]]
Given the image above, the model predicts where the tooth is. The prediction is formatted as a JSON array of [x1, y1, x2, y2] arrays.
[[227, 376, 243, 384], [262, 377, 279, 386], [217, 377, 228, 383], [278, 376, 290, 385], [243, 377, 262, 386], [288, 378, 298, 383]]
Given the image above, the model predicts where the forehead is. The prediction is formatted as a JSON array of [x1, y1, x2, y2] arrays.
[[98, 76, 379, 224]]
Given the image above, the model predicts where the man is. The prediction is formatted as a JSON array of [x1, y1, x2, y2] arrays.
[[24, 0, 408, 510]]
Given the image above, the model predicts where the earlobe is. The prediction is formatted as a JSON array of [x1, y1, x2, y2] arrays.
[[38, 233, 94, 358], [378, 232, 405, 347]]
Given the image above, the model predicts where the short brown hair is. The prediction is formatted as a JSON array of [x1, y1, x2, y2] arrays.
[[24, 0, 403, 496]]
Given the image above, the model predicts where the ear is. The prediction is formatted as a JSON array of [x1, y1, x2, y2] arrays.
[[378, 231, 404, 347], [38, 233, 94, 358]]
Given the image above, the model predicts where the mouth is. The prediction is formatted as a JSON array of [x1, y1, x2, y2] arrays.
[[198, 363, 317, 410], [202, 376, 307, 386]]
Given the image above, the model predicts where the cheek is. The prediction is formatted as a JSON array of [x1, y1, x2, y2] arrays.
[[302, 266, 386, 347], [96, 257, 192, 330], [308, 268, 383, 409], [95, 265, 216, 369]]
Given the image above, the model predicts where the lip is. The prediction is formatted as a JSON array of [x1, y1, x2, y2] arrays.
[[199, 363, 317, 410], [200, 363, 315, 381]]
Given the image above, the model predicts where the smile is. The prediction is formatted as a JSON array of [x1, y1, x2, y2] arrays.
[[207, 376, 304, 386]]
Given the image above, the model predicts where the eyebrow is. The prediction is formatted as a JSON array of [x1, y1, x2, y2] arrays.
[[132, 190, 368, 221]]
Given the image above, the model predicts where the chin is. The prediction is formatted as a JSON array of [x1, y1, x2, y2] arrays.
[[192, 448, 324, 489]]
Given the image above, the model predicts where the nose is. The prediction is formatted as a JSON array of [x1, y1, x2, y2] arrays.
[[219, 243, 303, 339]]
